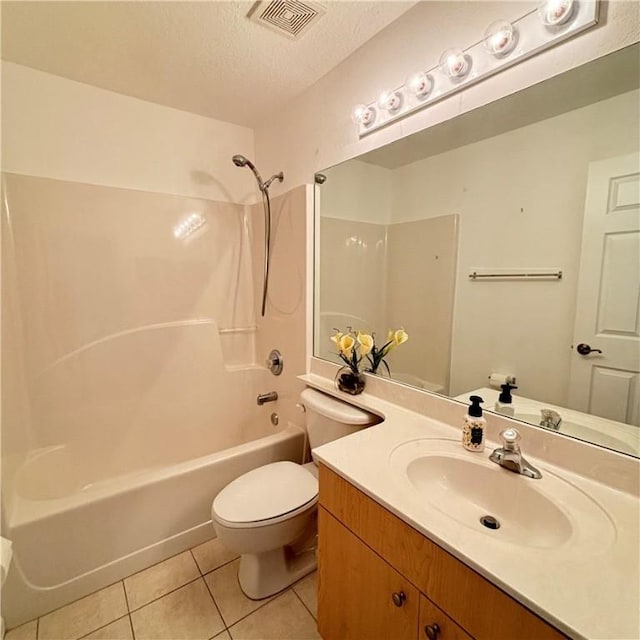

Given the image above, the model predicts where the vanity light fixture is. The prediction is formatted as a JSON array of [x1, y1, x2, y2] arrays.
[[405, 72, 433, 98], [352, 0, 597, 136], [538, 0, 574, 26], [377, 89, 403, 112], [484, 20, 517, 57], [439, 48, 470, 79], [351, 103, 376, 126]]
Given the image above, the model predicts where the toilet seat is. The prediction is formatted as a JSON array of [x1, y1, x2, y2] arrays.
[[212, 461, 318, 529]]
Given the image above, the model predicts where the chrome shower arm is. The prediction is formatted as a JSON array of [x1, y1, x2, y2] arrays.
[[262, 172, 284, 191]]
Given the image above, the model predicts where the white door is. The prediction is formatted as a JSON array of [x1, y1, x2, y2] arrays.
[[568, 153, 640, 426]]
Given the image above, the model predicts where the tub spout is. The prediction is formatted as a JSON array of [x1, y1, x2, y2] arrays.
[[257, 391, 278, 406]]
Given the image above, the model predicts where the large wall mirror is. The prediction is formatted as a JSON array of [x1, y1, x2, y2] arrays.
[[314, 43, 640, 457]]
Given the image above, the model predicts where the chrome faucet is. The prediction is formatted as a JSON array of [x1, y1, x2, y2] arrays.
[[489, 428, 542, 479], [257, 391, 278, 406], [540, 409, 562, 430]]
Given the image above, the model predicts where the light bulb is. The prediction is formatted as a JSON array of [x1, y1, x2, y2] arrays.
[[351, 104, 375, 126], [376, 90, 402, 112], [439, 48, 470, 79], [484, 20, 517, 56], [405, 72, 433, 98], [538, 0, 574, 26]]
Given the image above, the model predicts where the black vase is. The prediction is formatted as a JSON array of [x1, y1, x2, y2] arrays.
[[335, 367, 366, 395]]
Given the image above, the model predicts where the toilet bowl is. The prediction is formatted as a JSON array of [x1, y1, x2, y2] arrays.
[[211, 388, 380, 599], [212, 461, 318, 599]]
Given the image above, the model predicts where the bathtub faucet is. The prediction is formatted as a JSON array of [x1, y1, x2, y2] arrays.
[[257, 391, 278, 406]]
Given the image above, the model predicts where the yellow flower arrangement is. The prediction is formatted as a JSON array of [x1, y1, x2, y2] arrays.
[[330, 327, 408, 376], [365, 328, 409, 375]]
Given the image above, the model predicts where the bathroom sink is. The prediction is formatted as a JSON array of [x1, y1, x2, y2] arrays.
[[389, 439, 615, 552]]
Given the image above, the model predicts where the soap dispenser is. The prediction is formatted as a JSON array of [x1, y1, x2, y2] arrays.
[[462, 395, 486, 452], [495, 383, 518, 417]]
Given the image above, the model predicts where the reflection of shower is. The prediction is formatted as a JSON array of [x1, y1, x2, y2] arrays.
[[232, 155, 284, 316]]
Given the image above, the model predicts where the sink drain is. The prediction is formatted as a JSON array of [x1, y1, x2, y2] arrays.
[[480, 515, 500, 530]]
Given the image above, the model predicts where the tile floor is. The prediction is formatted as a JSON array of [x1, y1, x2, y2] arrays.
[[5, 538, 320, 640]]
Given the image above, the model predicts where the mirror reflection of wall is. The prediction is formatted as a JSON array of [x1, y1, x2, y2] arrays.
[[319, 168, 458, 393], [315, 44, 640, 457]]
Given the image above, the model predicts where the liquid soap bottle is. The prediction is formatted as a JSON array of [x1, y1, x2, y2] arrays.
[[494, 383, 518, 417], [462, 395, 486, 452]]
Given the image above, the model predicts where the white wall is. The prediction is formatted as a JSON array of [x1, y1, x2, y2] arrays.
[[255, 1, 640, 190], [321, 160, 392, 224], [2, 62, 255, 202]]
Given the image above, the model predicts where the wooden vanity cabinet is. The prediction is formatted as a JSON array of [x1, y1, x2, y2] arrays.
[[318, 464, 567, 640], [318, 506, 419, 640]]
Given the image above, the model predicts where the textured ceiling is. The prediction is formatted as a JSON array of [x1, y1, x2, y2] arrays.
[[1, 1, 417, 127]]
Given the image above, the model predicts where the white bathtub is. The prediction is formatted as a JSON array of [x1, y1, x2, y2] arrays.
[[2, 319, 308, 626], [3, 424, 305, 627]]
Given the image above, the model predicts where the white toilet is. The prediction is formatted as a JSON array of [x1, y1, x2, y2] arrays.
[[211, 388, 380, 599]]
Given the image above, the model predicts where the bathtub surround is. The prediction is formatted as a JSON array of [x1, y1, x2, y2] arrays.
[[2, 174, 258, 455], [1, 63, 312, 626], [251, 186, 311, 436], [1, 172, 310, 625]]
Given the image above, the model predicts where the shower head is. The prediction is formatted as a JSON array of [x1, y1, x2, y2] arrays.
[[232, 154, 263, 188], [232, 155, 250, 168], [314, 173, 327, 185]]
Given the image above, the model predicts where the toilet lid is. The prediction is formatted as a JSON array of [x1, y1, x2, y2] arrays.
[[213, 461, 318, 524]]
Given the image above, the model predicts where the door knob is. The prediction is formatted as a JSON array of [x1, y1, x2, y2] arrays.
[[391, 591, 406, 607], [424, 623, 441, 639], [576, 343, 603, 355]]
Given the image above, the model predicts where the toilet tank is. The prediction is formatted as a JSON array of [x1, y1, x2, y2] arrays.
[[300, 388, 381, 459]]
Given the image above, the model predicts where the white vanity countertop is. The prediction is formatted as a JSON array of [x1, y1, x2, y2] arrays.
[[302, 374, 640, 640]]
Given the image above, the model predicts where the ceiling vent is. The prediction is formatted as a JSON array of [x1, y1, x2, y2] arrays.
[[248, 0, 326, 39]]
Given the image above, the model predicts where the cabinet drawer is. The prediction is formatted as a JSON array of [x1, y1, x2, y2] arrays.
[[419, 595, 473, 640], [318, 506, 419, 640]]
